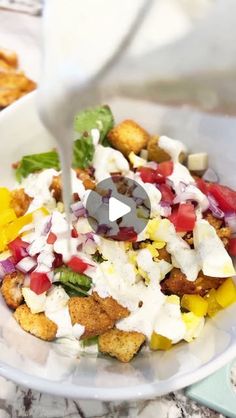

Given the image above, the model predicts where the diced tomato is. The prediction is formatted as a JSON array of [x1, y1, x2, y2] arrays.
[[228, 238, 236, 256], [139, 167, 156, 183], [208, 183, 236, 212], [71, 228, 78, 238], [30, 272, 51, 295], [196, 177, 209, 195], [67, 256, 90, 273], [115, 227, 137, 242], [156, 161, 173, 177], [53, 253, 63, 268], [8, 237, 29, 263], [47, 232, 57, 244], [169, 203, 196, 232], [159, 184, 175, 204]]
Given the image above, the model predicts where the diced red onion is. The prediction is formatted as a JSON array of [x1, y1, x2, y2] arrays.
[[145, 161, 158, 169], [160, 206, 172, 217], [71, 201, 87, 218], [96, 224, 111, 235], [0, 258, 16, 278], [16, 256, 37, 273], [203, 168, 219, 183], [207, 194, 224, 219], [225, 212, 236, 233], [43, 216, 52, 235], [160, 201, 171, 208]]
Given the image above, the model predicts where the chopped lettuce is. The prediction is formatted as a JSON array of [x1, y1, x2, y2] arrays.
[[15, 105, 114, 181], [72, 136, 94, 169], [74, 105, 114, 143], [55, 266, 92, 296], [81, 336, 98, 347]]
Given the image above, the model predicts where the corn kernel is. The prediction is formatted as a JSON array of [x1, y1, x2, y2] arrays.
[[181, 294, 208, 317], [205, 289, 222, 318], [0, 187, 11, 211], [150, 332, 172, 350], [215, 278, 236, 308]]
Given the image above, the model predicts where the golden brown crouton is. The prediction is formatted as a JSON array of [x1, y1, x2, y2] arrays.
[[10, 188, 32, 217], [93, 292, 129, 321], [0, 47, 18, 67], [204, 213, 231, 246], [147, 136, 186, 163], [50, 175, 62, 202], [0, 72, 36, 108], [107, 120, 150, 157], [1, 272, 24, 310], [161, 268, 225, 297], [14, 304, 57, 341], [68, 296, 114, 338], [157, 246, 171, 263], [98, 329, 145, 363]]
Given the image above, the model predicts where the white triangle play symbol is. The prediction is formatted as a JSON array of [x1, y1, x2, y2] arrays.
[[109, 197, 131, 222]]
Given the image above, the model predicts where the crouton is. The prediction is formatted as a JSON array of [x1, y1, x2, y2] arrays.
[[0, 48, 18, 68], [50, 175, 62, 202], [0, 72, 36, 108], [93, 292, 129, 321], [75, 168, 96, 190], [98, 329, 145, 363], [157, 246, 171, 263], [107, 120, 150, 157], [204, 213, 231, 246], [14, 304, 57, 341], [10, 188, 32, 217], [147, 136, 186, 163], [1, 272, 24, 310], [161, 268, 225, 297], [68, 296, 114, 338]]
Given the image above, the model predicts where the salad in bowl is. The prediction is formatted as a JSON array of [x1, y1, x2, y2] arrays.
[[0, 104, 236, 364]]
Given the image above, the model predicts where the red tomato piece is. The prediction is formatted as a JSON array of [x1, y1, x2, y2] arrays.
[[67, 256, 90, 273], [169, 203, 196, 232], [30, 272, 51, 295], [156, 161, 174, 177], [47, 232, 57, 244], [196, 178, 209, 195], [208, 183, 236, 212], [8, 237, 29, 263], [71, 228, 78, 238], [159, 184, 175, 204], [115, 227, 137, 242], [139, 167, 156, 183], [228, 238, 236, 256]]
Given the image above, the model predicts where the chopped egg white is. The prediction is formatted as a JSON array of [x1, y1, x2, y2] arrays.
[[93, 144, 129, 182], [154, 297, 186, 343], [45, 286, 69, 312], [158, 135, 187, 163], [182, 312, 205, 342], [128, 152, 146, 168], [22, 288, 47, 314], [193, 219, 235, 277]]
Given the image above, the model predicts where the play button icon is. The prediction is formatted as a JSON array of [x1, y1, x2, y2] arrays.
[[85, 175, 151, 240], [109, 197, 131, 222]]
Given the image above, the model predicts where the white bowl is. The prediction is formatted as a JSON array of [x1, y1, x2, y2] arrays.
[[0, 93, 235, 400]]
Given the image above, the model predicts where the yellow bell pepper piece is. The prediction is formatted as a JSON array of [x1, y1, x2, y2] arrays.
[[150, 332, 172, 350], [0, 188, 11, 211], [0, 208, 16, 227], [181, 294, 208, 317], [215, 278, 236, 308], [4, 207, 49, 243], [205, 289, 222, 318]]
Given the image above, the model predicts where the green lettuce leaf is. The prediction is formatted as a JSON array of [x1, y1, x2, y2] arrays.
[[15, 151, 60, 182], [72, 136, 94, 169], [74, 105, 114, 143]]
